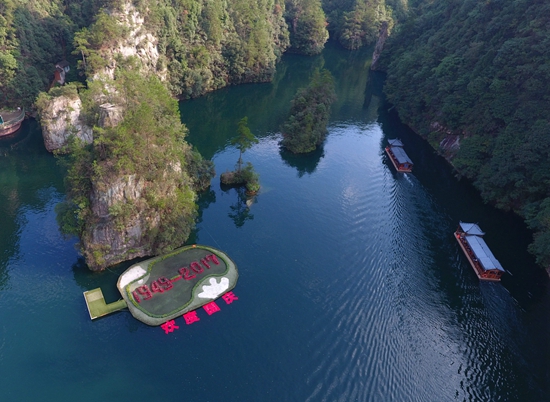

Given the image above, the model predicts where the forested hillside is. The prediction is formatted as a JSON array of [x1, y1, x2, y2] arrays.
[[1, 0, 292, 107], [0, 0, 404, 111], [0, 0, 107, 107], [322, 0, 405, 49], [382, 0, 550, 268]]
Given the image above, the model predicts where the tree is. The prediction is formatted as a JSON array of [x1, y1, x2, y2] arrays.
[[281, 68, 336, 153], [231, 116, 258, 173], [285, 0, 329, 55], [221, 117, 260, 193]]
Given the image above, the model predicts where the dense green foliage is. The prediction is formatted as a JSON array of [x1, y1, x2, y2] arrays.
[[56, 72, 212, 268], [322, 0, 398, 49], [0, 0, 108, 108], [1, 0, 291, 108], [281, 68, 336, 153], [284, 0, 328, 55], [71, 0, 290, 99], [0, 0, 401, 109], [383, 0, 550, 267]]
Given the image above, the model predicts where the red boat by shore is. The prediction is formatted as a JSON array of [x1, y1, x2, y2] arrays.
[[0, 108, 25, 137], [385, 139, 413, 172], [454, 222, 505, 281]]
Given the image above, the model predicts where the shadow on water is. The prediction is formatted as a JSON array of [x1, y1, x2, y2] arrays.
[[220, 184, 255, 228], [0, 118, 49, 155], [0, 118, 64, 288], [279, 144, 325, 177], [363, 69, 386, 111]]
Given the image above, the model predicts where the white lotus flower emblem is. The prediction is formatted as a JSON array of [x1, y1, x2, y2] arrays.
[[197, 277, 230, 299]]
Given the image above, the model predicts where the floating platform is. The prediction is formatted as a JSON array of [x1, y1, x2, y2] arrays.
[[454, 222, 504, 281], [83, 288, 127, 320], [0, 108, 24, 137], [116, 245, 238, 326], [385, 139, 413, 173]]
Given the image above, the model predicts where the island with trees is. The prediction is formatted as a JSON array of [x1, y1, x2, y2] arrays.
[[280, 68, 336, 154], [220, 117, 260, 194]]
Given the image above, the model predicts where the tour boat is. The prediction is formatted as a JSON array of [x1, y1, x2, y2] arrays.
[[385, 138, 413, 172], [454, 222, 504, 281], [0, 108, 24, 137]]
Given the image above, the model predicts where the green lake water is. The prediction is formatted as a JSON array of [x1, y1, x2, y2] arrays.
[[0, 42, 548, 401]]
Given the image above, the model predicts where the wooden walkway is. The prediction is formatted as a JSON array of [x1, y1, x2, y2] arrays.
[[83, 288, 127, 320]]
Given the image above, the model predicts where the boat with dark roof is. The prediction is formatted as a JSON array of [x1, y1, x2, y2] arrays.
[[0, 108, 24, 137], [454, 222, 505, 281], [385, 139, 413, 172]]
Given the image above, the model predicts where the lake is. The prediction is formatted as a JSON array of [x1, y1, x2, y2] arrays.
[[0, 42, 548, 401]]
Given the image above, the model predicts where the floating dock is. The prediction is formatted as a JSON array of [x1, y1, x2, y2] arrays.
[[83, 288, 127, 320], [116, 244, 238, 326]]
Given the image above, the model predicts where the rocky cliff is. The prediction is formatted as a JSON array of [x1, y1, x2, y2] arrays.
[[82, 174, 155, 270], [53, 73, 209, 271], [37, 90, 93, 152], [77, 0, 290, 99], [92, 2, 165, 81], [371, 21, 389, 71], [80, 157, 198, 270]]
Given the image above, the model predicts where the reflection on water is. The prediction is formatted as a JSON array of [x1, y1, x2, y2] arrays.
[[279, 145, 325, 177], [223, 185, 255, 228], [0, 41, 548, 401]]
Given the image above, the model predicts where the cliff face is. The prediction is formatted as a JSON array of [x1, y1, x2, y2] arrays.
[[82, 174, 153, 270], [371, 21, 389, 71], [93, 3, 164, 81], [38, 93, 93, 152], [429, 121, 462, 160], [78, 0, 290, 99], [51, 73, 206, 271], [81, 161, 196, 270]]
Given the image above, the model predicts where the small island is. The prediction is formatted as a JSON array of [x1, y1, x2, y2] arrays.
[[220, 116, 260, 194], [280, 68, 336, 154]]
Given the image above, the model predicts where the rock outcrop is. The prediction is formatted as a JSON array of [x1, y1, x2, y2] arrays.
[[430, 121, 464, 159], [83, 0, 289, 99], [94, 3, 165, 81], [98, 103, 124, 128], [38, 93, 93, 152], [82, 174, 155, 270], [371, 21, 389, 71]]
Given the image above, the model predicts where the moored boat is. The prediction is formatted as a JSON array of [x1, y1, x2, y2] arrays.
[[0, 108, 25, 137], [385, 138, 413, 172], [454, 222, 504, 281]]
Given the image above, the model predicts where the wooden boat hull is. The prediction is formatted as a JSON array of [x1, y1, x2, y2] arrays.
[[385, 146, 412, 173], [454, 231, 501, 281], [0, 109, 24, 138], [0, 120, 23, 137]]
